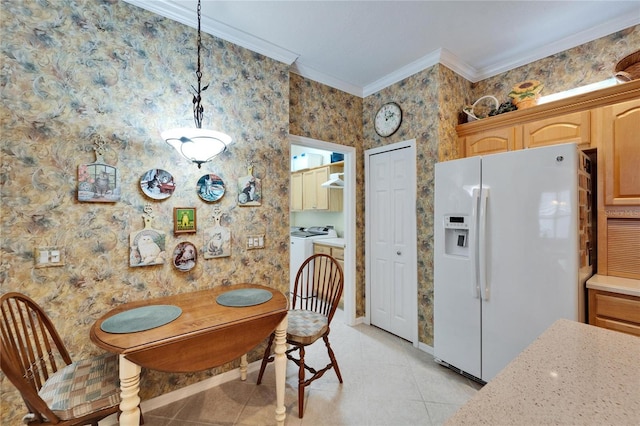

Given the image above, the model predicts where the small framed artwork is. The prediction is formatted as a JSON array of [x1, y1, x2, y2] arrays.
[[174, 207, 197, 234]]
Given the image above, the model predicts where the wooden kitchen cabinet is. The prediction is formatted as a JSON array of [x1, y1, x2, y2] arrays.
[[314, 243, 344, 272], [588, 288, 640, 337], [597, 98, 640, 206], [290, 172, 303, 211], [291, 162, 343, 212], [462, 126, 520, 157], [522, 110, 591, 150], [313, 242, 345, 306], [455, 80, 640, 161], [594, 97, 640, 279], [302, 168, 329, 210]]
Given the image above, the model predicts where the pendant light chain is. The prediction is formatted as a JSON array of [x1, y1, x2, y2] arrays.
[[193, 0, 207, 129], [162, 0, 231, 168]]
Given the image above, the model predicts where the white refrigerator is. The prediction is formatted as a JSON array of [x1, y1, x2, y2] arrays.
[[433, 143, 593, 383]]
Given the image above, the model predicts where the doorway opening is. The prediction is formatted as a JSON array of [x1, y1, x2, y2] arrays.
[[289, 135, 357, 326]]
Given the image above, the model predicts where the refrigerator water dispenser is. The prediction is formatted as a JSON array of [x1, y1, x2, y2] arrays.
[[444, 215, 469, 257]]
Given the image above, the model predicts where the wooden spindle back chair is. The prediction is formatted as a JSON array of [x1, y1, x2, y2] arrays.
[[257, 253, 344, 418], [1, 292, 123, 425]]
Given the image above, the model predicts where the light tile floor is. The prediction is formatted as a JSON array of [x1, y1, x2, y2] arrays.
[[144, 310, 482, 425]]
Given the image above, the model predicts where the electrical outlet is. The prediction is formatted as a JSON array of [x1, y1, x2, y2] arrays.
[[246, 234, 265, 250], [35, 246, 65, 268]]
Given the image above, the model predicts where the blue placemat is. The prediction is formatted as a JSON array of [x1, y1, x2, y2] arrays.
[[101, 305, 182, 333], [216, 288, 273, 307]]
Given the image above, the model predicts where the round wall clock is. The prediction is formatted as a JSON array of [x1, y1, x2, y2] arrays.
[[374, 102, 402, 137]]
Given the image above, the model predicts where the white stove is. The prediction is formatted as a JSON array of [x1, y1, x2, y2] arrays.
[[290, 226, 337, 294]]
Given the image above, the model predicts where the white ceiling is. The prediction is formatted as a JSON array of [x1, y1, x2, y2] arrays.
[[124, 1, 640, 97]]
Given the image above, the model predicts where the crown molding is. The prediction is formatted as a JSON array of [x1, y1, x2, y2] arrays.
[[473, 14, 640, 81], [363, 50, 441, 97], [124, 1, 638, 97], [290, 63, 363, 97], [123, 0, 299, 65], [438, 48, 478, 82]]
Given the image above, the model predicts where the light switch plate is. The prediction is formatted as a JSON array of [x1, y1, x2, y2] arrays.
[[35, 246, 65, 268], [246, 234, 265, 250]]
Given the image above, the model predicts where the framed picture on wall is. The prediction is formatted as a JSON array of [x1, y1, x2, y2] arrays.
[[174, 207, 197, 234]]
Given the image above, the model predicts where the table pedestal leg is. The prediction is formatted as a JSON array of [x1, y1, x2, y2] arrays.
[[118, 354, 141, 426], [240, 354, 248, 381], [274, 315, 288, 426]]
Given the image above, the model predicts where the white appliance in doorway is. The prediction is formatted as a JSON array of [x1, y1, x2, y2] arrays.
[[290, 226, 337, 295], [433, 143, 593, 383]]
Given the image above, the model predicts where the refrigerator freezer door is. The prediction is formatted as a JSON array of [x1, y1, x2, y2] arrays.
[[434, 156, 482, 379], [480, 143, 580, 381]]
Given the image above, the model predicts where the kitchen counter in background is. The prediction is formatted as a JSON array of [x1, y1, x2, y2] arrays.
[[586, 274, 640, 297], [587, 274, 640, 336], [314, 238, 345, 248], [446, 319, 640, 425]]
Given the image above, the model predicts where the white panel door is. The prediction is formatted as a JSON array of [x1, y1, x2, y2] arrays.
[[369, 146, 416, 341]]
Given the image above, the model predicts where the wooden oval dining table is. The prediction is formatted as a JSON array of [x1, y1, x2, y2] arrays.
[[90, 283, 288, 426]]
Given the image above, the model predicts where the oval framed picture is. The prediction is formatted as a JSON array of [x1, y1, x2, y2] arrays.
[[140, 169, 175, 200], [197, 174, 225, 202], [172, 241, 197, 272]]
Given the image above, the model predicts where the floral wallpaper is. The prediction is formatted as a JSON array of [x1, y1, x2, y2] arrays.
[[1, 0, 289, 422], [289, 73, 365, 315], [470, 26, 640, 109], [1, 0, 637, 420]]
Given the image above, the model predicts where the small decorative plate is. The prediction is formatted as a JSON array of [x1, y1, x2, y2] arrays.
[[140, 169, 175, 200], [216, 288, 273, 307], [197, 174, 225, 202], [101, 305, 182, 333], [172, 241, 197, 271]]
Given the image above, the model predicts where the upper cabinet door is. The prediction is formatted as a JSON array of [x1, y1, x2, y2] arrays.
[[291, 172, 303, 211], [599, 98, 640, 206], [463, 126, 520, 157], [522, 111, 591, 150]]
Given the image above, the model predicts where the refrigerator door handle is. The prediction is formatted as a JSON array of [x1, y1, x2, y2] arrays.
[[471, 187, 481, 299], [478, 187, 489, 301]]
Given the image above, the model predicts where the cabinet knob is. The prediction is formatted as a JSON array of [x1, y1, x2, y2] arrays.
[[397, 251, 402, 255]]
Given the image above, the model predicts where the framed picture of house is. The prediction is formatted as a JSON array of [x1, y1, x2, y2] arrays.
[[174, 207, 197, 234]]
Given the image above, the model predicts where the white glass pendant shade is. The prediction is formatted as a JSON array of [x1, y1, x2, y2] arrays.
[[162, 128, 232, 168]]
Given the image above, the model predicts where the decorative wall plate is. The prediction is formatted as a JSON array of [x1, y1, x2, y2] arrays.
[[238, 165, 261, 206], [140, 169, 175, 200], [172, 241, 197, 272], [197, 173, 225, 202]]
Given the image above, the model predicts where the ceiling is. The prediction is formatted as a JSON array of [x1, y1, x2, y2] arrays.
[[124, 1, 640, 97]]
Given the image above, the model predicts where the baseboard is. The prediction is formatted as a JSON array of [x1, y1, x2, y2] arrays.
[[99, 361, 262, 425]]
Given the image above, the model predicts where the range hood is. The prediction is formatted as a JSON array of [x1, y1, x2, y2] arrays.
[[321, 173, 344, 189]]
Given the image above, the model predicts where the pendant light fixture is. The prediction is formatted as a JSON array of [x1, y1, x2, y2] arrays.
[[161, 0, 231, 168]]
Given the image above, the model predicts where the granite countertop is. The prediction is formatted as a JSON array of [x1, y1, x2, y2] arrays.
[[314, 238, 345, 248], [446, 319, 640, 425], [586, 274, 640, 297]]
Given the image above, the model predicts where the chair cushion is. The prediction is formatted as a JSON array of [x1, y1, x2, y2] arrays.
[[287, 309, 328, 345], [38, 353, 120, 420]]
